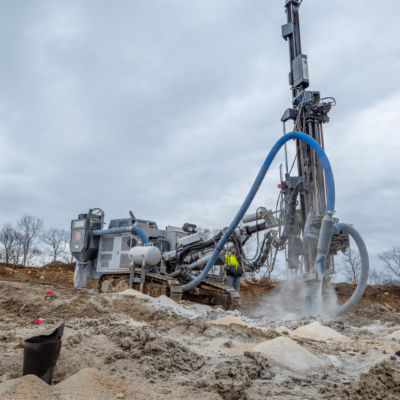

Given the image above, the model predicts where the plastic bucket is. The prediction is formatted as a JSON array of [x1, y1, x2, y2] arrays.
[[23, 323, 64, 384]]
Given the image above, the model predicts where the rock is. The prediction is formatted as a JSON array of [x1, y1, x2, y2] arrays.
[[253, 336, 325, 372], [327, 355, 342, 367]]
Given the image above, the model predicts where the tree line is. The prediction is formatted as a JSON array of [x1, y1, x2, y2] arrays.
[[1, 214, 399, 284], [342, 245, 400, 285], [0, 214, 71, 266]]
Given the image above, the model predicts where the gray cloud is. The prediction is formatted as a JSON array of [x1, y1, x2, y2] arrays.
[[0, 0, 399, 272]]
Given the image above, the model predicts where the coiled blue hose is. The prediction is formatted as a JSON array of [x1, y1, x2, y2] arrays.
[[182, 131, 335, 292]]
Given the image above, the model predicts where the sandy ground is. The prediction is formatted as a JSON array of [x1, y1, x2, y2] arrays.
[[0, 275, 399, 399]]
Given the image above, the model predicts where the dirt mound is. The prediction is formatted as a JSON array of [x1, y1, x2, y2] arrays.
[[0, 374, 56, 400], [41, 261, 76, 272], [0, 368, 163, 400], [339, 359, 400, 399], [291, 321, 350, 342], [241, 280, 400, 309], [253, 336, 325, 372], [240, 277, 278, 293], [0, 262, 103, 289], [103, 324, 205, 378], [0, 281, 112, 323], [240, 277, 278, 307], [55, 367, 133, 399], [0, 263, 74, 287], [336, 283, 400, 307], [335, 283, 400, 324], [204, 353, 274, 400]]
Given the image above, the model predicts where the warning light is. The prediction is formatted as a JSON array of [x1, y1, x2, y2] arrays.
[[277, 184, 282, 188]]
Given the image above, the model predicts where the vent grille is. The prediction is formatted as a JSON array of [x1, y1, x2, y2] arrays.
[[100, 237, 114, 252], [101, 262, 110, 270], [100, 253, 112, 261]]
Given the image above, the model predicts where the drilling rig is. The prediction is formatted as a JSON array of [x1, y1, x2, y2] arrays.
[[70, 0, 368, 316]]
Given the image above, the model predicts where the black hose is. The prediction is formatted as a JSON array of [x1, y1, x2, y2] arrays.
[[176, 231, 223, 271], [239, 230, 274, 272], [277, 181, 304, 245]]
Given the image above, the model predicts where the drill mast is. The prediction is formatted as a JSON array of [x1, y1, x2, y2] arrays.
[[281, 0, 335, 275]]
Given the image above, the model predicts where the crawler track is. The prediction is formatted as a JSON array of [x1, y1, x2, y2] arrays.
[[98, 271, 240, 310], [183, 279, 241, 310]]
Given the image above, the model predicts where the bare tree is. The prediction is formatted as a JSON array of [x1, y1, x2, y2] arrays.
[[10, 236, 23, 264], [17, 215, 43, 266], [61, 248, 75, 264], [368, 267, 388, 285], [61, 232, 75, 263], [29, 247, 44, 267], [42, 228, 69, 262], [343, 246, 361, 283], [0, 224, 22, 264], [379, 246, 400, 279]]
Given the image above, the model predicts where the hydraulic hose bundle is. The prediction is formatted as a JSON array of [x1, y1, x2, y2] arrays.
[[182, 131, 369, 317], [230, 230, 273, 273], [278, 181, 304, 245]]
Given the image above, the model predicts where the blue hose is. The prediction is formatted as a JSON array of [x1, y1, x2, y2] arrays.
[[182, 131, 335, 292], [131, 226, 149, 244], [333, 223, 369, 317], [93, 226, 148, 244]]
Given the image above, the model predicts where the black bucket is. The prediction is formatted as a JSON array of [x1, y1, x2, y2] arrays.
[[23, 323, 65, 384]]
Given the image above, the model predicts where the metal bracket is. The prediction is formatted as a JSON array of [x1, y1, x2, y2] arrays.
[[281, 22, 293, 40]]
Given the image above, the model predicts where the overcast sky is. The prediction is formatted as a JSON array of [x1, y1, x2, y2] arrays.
[[0, 0, 399, 272]]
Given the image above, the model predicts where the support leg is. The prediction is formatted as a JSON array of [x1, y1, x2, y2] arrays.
[[74, 262, 88, 289], [139, 263, 146, 293], [129, 265, 134, 289]]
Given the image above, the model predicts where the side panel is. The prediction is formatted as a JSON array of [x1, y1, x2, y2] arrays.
[[96, 234, 135, 273]]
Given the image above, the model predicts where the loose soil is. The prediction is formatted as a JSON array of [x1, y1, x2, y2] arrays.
[[0, 266, 399, 399]]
